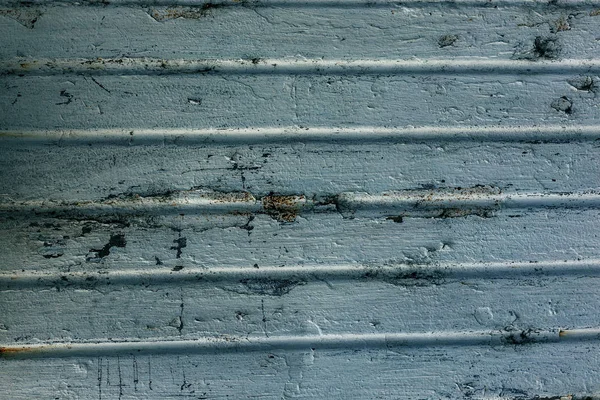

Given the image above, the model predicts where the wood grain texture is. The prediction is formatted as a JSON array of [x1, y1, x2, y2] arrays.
[[1, 0, 600, 399], [3, 342, 600, 399], [1, 3, 600, 60], [1, 141, 598, 201], [2, 73, 600, 129]]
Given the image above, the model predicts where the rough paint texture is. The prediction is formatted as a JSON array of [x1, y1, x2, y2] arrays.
[[1, 1, 600, 399]]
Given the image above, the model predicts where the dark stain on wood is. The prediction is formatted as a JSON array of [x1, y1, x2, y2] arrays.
[[262, 193, 305, 222], [87, 233, 126, 261]]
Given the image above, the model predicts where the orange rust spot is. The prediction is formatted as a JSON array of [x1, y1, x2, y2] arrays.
[[0, 346, 37, 356], [262, 194, 305, 222], [559, 329, 568, 338]]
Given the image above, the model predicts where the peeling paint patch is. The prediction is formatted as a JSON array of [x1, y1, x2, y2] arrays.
[[171, 235, 187, 259], [86, 233, 126, 261], [0, 8, 42, 29], [148, 4, 224, 22], [262, 194, 305, 222], [386, 215, 403, 223], [502, 328, 539, 345], [363, 266, 446, 287], [513, 36, 561, 60], [433, 207, 496, 219], [438, 34, 458, 48], [550, 16, 571, 33], [551, 96, 573, 115], [567, 76, 597, 93], [236, 278, 304, 296]]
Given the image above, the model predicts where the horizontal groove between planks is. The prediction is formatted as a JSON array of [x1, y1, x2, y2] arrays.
[[2, 190, 599, 217], [2, 328, 600, 359], [1, 124, 600, 145], [1, 259, 600, 290], [4, 58, 600, 76]]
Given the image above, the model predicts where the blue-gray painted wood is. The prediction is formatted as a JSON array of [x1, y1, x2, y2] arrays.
[[1, 1, 600, 399]]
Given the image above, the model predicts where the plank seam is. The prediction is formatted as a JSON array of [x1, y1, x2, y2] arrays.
[[2, 329, 599, 359], [4, 58, 600, 76], [2, 259, 600, 289], [2, 190, 599, 218], [1, 124, 599, 144]]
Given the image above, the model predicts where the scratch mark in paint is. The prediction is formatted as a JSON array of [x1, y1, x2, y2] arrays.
[[261, 299, 269, 338], [133, 356, 139, 392], [97, 357, 102, 400]]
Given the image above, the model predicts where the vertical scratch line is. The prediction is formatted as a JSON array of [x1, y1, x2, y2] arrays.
[[179, 288, 185, 335], [117, 355, 123, 400], [261, 299, 269, 338], [97, 357, 102, 400], [133, 355, 139, 392], [148, 359, 153, 390]]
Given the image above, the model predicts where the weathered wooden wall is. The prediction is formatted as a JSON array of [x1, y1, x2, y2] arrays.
[[1, 0, 600, 399]]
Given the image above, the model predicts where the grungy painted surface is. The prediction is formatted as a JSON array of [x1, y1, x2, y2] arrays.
[[1, 0, 600, 399]]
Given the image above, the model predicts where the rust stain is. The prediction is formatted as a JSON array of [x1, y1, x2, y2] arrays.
[[262, 194, 305, 222], [553, 17, 571, 33], [590, 9, 600, 16], [559, 329, 568, 338], [211, 191, 255, 203], [0, 346, 38, 357]]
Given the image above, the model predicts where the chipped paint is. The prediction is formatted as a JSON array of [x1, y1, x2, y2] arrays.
[[261, 194, 306, 222], [148, 4, 223, 22], [0, 8, 42, 29], [2, 189, 599, 223]]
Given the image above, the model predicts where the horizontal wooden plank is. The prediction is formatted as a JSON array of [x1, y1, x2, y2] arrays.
[[1, 73, 600, 130], [4, 190, 600, 220], [2, 342, 600, 399], [1, 141, 598, 202], [3, 259, 600, 289], [1, 206, 599, 271], [1, 3, 600, 61], [2, 268, 600, 342]]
